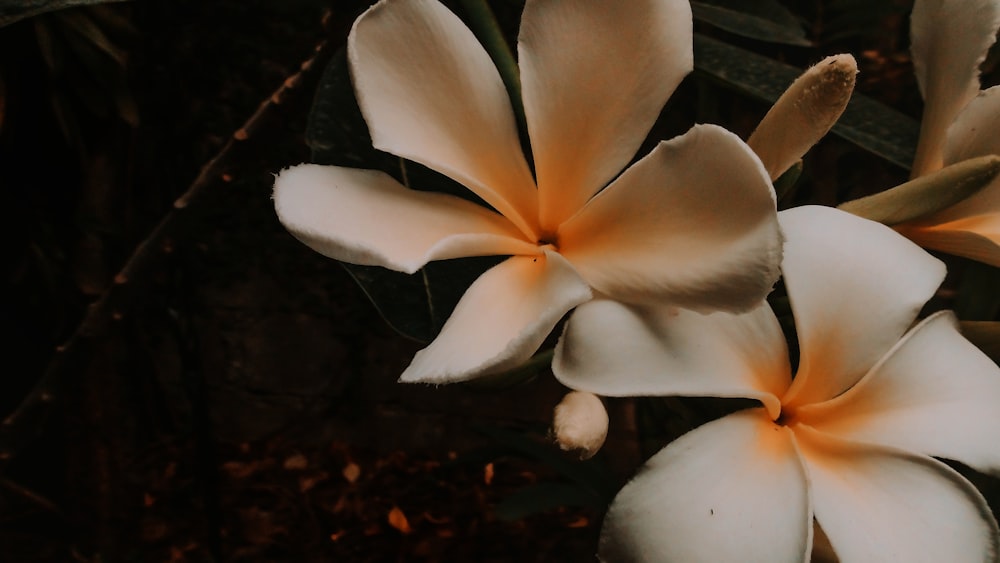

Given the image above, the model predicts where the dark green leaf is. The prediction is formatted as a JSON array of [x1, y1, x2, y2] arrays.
[[692, 2, 811, 46], [960, 321, 1000, 365], [956, 262, 1000, 321], [0, 0, 129, 28], [494, 482, 602, 521], [472, 423, 616, 502], [693, 33, 919, 169]]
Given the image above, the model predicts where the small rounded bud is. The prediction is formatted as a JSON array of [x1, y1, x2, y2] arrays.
[[552, 391, 609, 459]]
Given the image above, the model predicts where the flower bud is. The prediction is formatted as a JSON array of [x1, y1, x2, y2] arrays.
[[748, 54, 858, 181], [552, 391, 608, 459]]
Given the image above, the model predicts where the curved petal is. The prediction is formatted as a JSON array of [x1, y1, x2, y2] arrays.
[[600, 410, 811, 563], [910, 0, 1000, 176], [553, 299, 789, 419], [779, 206, 946, 409], [518, 0, 692, 230], [349, 0, 539, 238], [944, 86, 1000, 166], [273, 164, 538, 273], [399, 250, 591, 383], [897, 215, 1000, 267], [748, 54, 857, 181], [797, 311, 1000, 474], [558, 125, 781, 312], [796, 426, 999, 563]]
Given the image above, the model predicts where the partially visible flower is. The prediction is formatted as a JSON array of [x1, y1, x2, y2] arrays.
[[274, 0, 781, 383], [893, 0, 1000, 266], [554, 206, 1000, 562], [748, 54, 858, 182]]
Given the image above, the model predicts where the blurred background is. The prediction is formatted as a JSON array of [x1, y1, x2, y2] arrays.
[[1, 0, 997, 561]]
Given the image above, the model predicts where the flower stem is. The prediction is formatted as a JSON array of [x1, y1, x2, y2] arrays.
[[458, 0, 526, 129]]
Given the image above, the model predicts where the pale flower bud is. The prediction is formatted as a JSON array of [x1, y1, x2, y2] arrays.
[[748, 54, 858, 181], [552, 391, 608, 460]]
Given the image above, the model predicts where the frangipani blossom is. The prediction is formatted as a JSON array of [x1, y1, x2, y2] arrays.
[[554, 206, 1000, 562], [273, 0, 782, 383], [893, 0, 1000, 266]]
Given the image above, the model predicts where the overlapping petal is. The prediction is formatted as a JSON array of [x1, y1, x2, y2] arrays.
[[518, 0, 693, 230], [797, 427, 999, 562], [349, 0, 540, 237], [273, 165, 538, 273], [796, 311, 1000, 474], [897, 217, 1000, 267], [910, 0, 1000, 176], [553, 300, 788, 419], [779, 207, 946, 408], [558, 125, 781, 312], [599, 411, 811, 563], [399, 251, 591, 384]]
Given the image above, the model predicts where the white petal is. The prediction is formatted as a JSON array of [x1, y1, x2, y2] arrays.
[[796, 311, 1000, 474], [796, 426, 999, 563], [553, 300, 789, 419], [349, 0, 539, 238], [518, 0, 693, 231], [779, 207, 946, 409], [600, 410, 811, 563], [273, 164, 538, 273], [897, 215, 1000, 267], [748, 54, 857, 181], [910, 0, 1000, 176], [558, 125, 781, 312], [399, 251, 591, 383], [944, 86, 1000, 165]]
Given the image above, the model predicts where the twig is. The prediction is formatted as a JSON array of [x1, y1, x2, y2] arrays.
[[0, 35, 337, 475]]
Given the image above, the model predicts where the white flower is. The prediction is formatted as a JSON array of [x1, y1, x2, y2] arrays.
[[273, 0, 782, 383], [895, 0, 1000, 266], [555, 206, 1000, 562]]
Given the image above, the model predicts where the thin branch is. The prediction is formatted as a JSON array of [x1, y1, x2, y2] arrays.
[[0, 35, 337, 474]]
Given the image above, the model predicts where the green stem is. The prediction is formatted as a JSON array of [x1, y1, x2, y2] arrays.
[[458, 0, 526, 130]]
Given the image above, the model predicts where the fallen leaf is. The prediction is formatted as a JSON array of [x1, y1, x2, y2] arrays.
[[388, 506, 412, 534], [342, 462, 361, 483]]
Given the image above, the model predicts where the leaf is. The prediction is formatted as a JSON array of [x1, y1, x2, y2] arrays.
[[693, 33, 919, 169], [471, 423, 616, 503], [960, 321, 1000, 365], [956, 262, 1000, 322], [494, 482, 601, 521], [691, 1, 811, 46], [0, 0, 129, 28], [838, 155, 1000, 225]]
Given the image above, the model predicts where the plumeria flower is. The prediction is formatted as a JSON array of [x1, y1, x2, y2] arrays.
[[273, 0, 782, 383], [554, 205, 1000, 562], [892, 0, 1000, 266]]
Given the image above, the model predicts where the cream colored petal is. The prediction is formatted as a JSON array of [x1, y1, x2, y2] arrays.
[[599, 410, 811, 563], [553, 299, 788, 419], [944, 86, 1000, 165], [797, 311, 1000, 474], [558, 125, 781, 312], [349, 0, 539, 238], [796, 426, 999, 563], [273, 165, 538, 273], [910, 0, 1000, 176], [897, 215, 1000, 267], [399, 251, 591, 384], [748, 54, 857, 181], [779, 206, 946, 409], [518, 0, 692, 231]]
